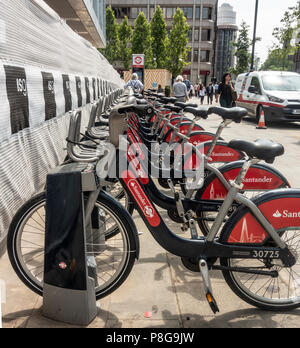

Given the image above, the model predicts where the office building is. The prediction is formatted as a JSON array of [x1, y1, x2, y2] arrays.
[[44, 0, 107, 48], [215, 3, 238, 82], [107, 0, 218, 85]]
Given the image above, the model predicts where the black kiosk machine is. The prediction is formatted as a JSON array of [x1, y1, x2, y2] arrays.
[[43, 162, 102, 326]]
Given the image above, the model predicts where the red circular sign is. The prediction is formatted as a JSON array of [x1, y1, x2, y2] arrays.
[[134, 56, 143, 65]]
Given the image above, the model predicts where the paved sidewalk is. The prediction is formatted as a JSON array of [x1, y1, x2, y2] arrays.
[[1, 98, 300, 328]]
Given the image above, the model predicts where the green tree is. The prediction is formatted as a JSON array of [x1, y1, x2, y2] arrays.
[[260, 48, 294, 71], [272, 11, 297, 70], [150, 6, 169, 69], [132, 12, 153, 68], [102, 7, 120, 65], [167, 8, 190, 77], [230, 21, 252, 76], [260, 5, 299, 72], [119, 16, 133, 70]]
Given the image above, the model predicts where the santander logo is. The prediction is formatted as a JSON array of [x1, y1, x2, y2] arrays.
[[273, 210, 300, 218], [273, 210, 282, 218], [144, 206, 155, 218]]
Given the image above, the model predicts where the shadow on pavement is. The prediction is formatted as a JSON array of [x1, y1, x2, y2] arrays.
[[160, 308, 300, 328]]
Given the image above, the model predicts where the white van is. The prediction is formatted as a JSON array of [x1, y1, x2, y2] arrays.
[[235, 71, 300, 123]]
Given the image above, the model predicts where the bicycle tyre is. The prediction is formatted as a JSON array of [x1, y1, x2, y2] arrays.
[[7, 191, 138, 300]]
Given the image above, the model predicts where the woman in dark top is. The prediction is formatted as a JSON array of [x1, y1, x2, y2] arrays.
[[218, 73, 235, 108]]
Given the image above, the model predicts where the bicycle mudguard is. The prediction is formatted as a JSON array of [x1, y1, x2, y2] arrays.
[[195, 161, 291, 201], [220, 189, 300, 245], [169, 117, 205, 131], [165, 124, 207, 143], [203, 141, 245, 163]]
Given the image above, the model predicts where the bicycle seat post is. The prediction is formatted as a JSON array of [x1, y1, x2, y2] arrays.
[[206, 119, 232, 158]]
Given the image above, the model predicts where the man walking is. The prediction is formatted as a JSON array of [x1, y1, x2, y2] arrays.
[[183, 75, 191, 96], [173, 75, 189, 103], [206, 82, 214, 105]]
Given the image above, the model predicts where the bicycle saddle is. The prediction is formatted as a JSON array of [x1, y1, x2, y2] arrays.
[[159, 97, 177, 104], [228, 139, 284, 164], [184, 107, 209, 119], [127, 96, 137, 105], [118, 104, 154, 117], [208, 107, 248, 123], [174, 102, 198, 109], [164, 105, 182, 113], [136, 99, 148, 105]]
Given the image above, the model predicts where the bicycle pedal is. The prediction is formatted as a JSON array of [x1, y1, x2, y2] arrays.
[[206, 292, 220, 314]]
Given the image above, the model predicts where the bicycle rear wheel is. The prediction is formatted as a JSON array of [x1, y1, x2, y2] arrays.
[[7, 191, 138, 300]]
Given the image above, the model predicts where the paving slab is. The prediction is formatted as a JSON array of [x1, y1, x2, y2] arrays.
[[1, 98, 300, 328]]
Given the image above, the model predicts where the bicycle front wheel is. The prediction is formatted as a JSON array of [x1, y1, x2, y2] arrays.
[[221, 228, 300, 311], [7, 191, 138, 300]]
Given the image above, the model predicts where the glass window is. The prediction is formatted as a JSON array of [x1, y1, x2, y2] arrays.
[[113, 7, 130, 19], [167, 8, 173, 19], [262, 75, 300, 91], [150, 6, 155, 18], [183, 7, 193, 19], [131, 8, 138, 19], [188, 29, 192, 41], [187, 51, 192, 63], [193, 49, 199, 63], [200, 50, 210, 62], [195, 7, 200, 19], [194, 28, 199, 42], [250, 77, 261, 94], [202, 7, 212, 20], [201, 29, 211, 41], [141, 8, 148, 17]]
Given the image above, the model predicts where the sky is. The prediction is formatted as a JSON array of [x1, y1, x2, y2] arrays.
[[219, 0, 298, 64]]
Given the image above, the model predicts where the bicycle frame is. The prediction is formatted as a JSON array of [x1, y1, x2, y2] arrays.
[[96, 142, 295, 267]]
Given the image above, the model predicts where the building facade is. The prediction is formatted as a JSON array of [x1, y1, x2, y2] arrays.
[[44, 0, 106, 48], [107, 0, 218, 85], [215, 3, 238, 82]]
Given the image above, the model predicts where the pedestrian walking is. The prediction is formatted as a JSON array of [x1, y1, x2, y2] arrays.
[[199, 84, 206, 105], [157, 84, 164, 94], [124, 73, 144, 93], [218, 73, 236, 108], [173, 75, 189, 103], [183, 75, 192, 95], [206, 83, 214, 105], [214, 82, 219, 103]]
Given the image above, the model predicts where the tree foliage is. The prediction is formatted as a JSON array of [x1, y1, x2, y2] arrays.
[[150, 6, 169, 69], [167, 8, 190, 77], [132, 12, 153, 68], [102, 7, 120, 65], [119, 16, 133, 70], [230, 21, 252, 76], [260, 3, 300, 71]]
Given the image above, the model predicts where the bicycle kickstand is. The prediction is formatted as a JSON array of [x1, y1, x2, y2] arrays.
[[199, 259, 220, 314]]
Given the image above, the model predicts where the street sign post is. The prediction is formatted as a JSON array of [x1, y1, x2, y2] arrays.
[[132, 54, 145, 85]]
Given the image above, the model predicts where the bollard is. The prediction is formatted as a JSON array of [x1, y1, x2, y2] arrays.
[[256, 108, 267, 129]]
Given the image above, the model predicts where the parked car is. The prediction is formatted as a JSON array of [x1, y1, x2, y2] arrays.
[[235, 71, 300, 124]]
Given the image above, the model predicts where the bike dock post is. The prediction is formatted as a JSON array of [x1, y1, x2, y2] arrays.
[[43, 162, 100, 326]]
